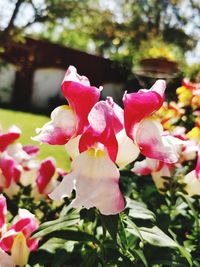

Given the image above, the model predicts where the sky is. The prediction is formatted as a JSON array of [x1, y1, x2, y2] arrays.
[[0, 0, 200, 65]]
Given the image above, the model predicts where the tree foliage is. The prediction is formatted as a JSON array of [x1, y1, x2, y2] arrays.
[[0, 0, 200, 66]]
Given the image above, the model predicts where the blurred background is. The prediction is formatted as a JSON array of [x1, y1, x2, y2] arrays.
[[0, 0, 200, 113]]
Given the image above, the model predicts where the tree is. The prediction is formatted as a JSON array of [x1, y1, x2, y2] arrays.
[[0, 0, 199, 68]]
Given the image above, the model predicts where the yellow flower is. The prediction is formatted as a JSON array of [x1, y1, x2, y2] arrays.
[[192, 95, 200, 109], [187, 127, 200, 144], [176, 86, 192, 107]]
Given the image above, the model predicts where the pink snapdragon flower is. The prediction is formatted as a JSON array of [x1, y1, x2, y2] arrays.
[[0, 155, 21, 197], [33, 66, 101, 145], [0, 125, 21, 152], [65, 97, 140, 168], [30, 157, 59, 199], [49, 100, 125, 215], [0, 195, 39, 267], [123, 80, 182, 163], [132, 158, 173, 191]]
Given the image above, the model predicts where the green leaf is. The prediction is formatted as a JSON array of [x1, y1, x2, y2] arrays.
[[79, 249, 98, 267], [131, 249, 148, 267], [100, 214, 119, 242], [39, 238, 75, 253], [127, 226, 177, 247], [104, 247, 135, 267], [39, 230, 100, 245], [124, 217, 144, 243], [51, 248, 72, 267], [178, 246, 192, 267], [118, 215, 128, 249], [126, 198, 155, 221], [32, 212, 80, 238]]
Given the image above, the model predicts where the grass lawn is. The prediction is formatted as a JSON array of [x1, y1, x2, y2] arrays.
[[0, 108, 70, 170]]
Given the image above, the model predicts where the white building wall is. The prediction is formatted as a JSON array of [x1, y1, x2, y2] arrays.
[[0, 63, 16, 103], [31, 68, 65, 109]]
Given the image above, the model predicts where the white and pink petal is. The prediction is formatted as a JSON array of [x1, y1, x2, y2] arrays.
[[33, 105, 77, 145], [79, 101, 118, 162], [134, 118, 181, 163], [36, 158, 56, 195], [116, 129, 140, 169], [50, 148, 124, 215], [62, 67, 101, 135], [0, 126, 21, 152], [123, 80, 166, 139]]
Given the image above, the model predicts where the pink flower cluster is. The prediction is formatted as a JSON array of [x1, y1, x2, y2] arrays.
[[33, 65, 184, 215], [0, 194, 38, 267], [132, 83, 200, 195], [0, 125, 61, 199]]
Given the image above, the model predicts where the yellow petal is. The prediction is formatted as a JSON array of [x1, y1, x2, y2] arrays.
[[11, 233, 30, 267]]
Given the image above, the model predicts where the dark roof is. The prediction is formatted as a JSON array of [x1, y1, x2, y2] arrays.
[[2, 37, 127, 86]]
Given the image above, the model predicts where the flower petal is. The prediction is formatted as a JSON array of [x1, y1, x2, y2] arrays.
[[0, 248, 15, 267], [62, 65, 90, 86], [33, 105, 77, 145], [116, 129, 139, 169], [0, 156, 15, 188], [22, 145, 39, 157], [123, 80, 165, 139], [135, 118, 180, 163], [151, 164, 171, 191], [50, 149, 124, 215], [195, 151, 200, 179], [106, 96, 124, 133], [0, 126, 21, 152], [48, 172, 75, 200], [36, 158, 56, 195], [183, 170, 200, 196], [79, 101, 118, 161], [62, 67, 101, 135], [65, 135, 81, 160], [11, 233, 30, 267], [132, 158, 159, 176], [0, 194, 7, 233]]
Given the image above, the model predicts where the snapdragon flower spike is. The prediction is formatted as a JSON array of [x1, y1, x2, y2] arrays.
[[36, 158, 56, 195], [0, 194, 7, 233], [124, 80, 181, 163], [49, 148, 124, 215], [33, 66, 101, 145], [0, 125, 21, 152]]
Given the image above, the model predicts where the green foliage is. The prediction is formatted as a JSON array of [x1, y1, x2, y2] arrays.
[[28, 190, 195, 266], [1, 0, 199, 70]]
